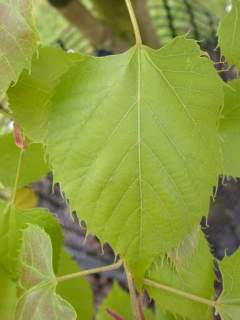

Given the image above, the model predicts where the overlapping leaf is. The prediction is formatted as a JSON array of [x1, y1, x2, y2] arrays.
[[0, 133, 49, 188], [8, 37, 223, 280], [0, 0, 38, 98], [0, 265, 16, 320], [0, 202, 63, 278], [220, 79, 240, 177], [15, 225, 76, 320], [218, 0, 240, 69], [216, 250, 240, 320], [145, 230, 215, 320]]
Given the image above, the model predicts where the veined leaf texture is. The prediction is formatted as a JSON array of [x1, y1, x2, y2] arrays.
[[9, 37, 223, 279]]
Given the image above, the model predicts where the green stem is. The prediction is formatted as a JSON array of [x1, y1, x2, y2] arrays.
[[125, 0, 142, 45], [143, 278, 216, 308], [10, 149, 24, 206], [57, 259, 123, 283], [124, 263, 144, 320]]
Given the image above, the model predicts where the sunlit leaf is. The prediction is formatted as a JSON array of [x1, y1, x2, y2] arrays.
[[8, 37, 223, 280]]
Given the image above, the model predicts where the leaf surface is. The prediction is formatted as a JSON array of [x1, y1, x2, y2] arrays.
[[216, 250, 240, 320], [8, 38, 223, 279], [15, 225, 76, 320], [0, 133, 49, 188], [0, 265, 16, 320], [220, 79, 240, 177], [218, 0, 240, 68], [145, 230, 214, 320], [0, 0, 38, 98]]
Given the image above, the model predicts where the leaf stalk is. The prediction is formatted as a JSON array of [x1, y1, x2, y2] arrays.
[[143, 278, 217, 308], [57, 259, 123, 283], [125, 0, 142, 45]]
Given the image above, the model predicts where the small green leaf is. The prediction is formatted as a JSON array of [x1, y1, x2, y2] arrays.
[[0, 133, 49, 188], [145, 230, 214, 320], [220, 79, 240, 177], [57, 249, 94, 320], [218, 0, 240, 68], [216, 250, 240, 320], [0, 203, 63, 279], [0, 0, 38, 98], [15, 225, 76, 320]]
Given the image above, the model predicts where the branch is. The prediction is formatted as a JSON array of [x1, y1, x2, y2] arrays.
[[48, 0, 129, 52]]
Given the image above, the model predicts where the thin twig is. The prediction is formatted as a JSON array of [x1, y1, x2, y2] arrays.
[[125, 0, 142, 45]]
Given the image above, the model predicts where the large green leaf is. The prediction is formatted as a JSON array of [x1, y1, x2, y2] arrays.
[[220, 79, 240, 177], [218, 0, 240, 69], [0, 133, 49, 188], [216, 250, 240, 319], [57, 249, 94, 320], [0, 0, 38, 99], [145, 230, 214, 320], [15, 225, 76, 320], [8, 38, 223, 280], [0, 203, 63, 279]]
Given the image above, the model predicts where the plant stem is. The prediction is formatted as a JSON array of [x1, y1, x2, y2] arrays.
[[10, 149, 24, 206], [57, 259, 123, 283], [125, 0, 142, 45], [124, 263, 145, 320], [143, 278, 216, 308]]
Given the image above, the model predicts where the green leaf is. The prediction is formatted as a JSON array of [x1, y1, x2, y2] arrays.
[[218, 0, 240, 69], [8, 47, 81, 143], [0, 0, 38, 99], [216, 250, 240, 320], [96, 282, 154, 320], [15, 225, 76, 320], [145, 230, 214, 320], [220, 79, 240, 177], [8, 38, 223, 280], [57, 249, 94, 320], [0, 204, 63, 279], [0, 265, 16, 320], [0, 133, 49, 188]]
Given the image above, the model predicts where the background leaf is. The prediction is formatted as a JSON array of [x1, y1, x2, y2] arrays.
[[218, 0, 240, 68], [15, 225, 76, 320], [0, 0, 38, 98], [57, 249, 94, 320], [216, 250, 240, 320], [145, 231, 214, 320], [0, 203, 63, 278], [220, 79, 240, 177], [0, 133, 49, 188]]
